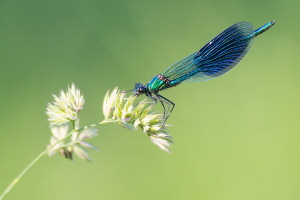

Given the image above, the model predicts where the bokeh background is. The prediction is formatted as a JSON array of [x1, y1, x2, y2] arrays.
[[0, 0, 299, 199]]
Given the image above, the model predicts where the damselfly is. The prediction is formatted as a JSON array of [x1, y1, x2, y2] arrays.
[[132, 21, 275, 122]]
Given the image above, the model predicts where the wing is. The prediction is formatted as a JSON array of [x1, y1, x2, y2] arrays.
[[163, 21, 255, 84]]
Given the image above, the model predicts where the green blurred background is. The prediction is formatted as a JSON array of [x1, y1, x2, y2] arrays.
[[0, 0, 299, 199]]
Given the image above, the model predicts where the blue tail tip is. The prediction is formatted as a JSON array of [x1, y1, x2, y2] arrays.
[[270, 20, 276, 25]]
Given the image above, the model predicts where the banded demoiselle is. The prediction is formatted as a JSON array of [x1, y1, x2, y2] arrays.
[[132, 21, 275, 122]]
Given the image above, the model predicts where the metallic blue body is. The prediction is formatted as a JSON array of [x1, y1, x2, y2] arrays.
[[133, 21, 275, 122], [142, 21, 275, 93]]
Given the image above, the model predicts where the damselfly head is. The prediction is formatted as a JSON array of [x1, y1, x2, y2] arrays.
[[134, 83, 146, 96]]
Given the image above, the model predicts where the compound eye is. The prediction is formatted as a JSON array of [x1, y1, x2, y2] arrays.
[[134, 83, 145, 96]]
